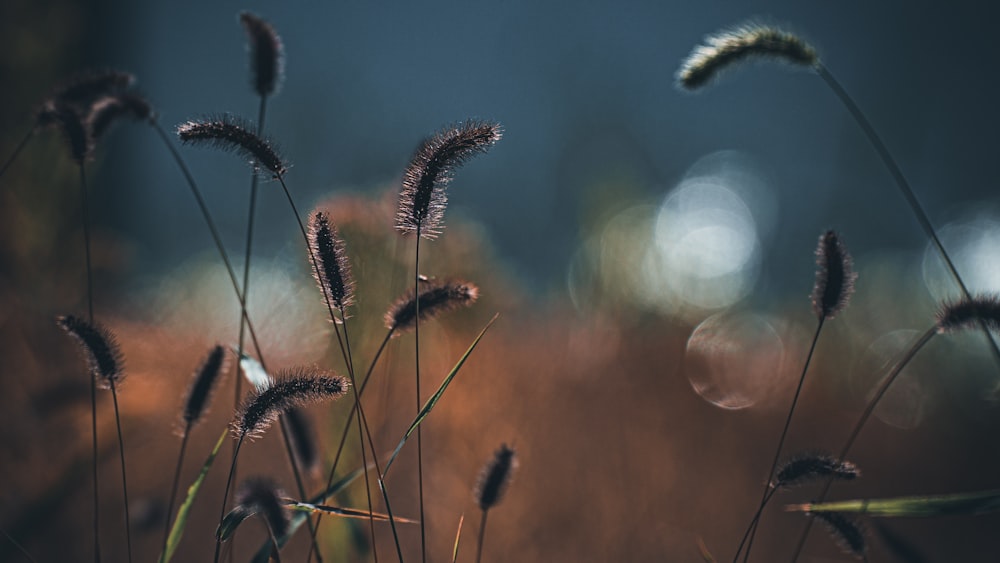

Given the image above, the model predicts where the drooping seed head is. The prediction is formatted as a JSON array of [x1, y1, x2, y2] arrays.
[[235, 477, 290, 538], [811, 230, 857, 320], [677, 22, 819, 90], [936, 294, 1000, 334], [86, 92, 155, 141], [182, 345, 228, 427], [176, 114, 287, 177], [38, 69, 135, 122], [475, 444, 517, 511], [772, 453, 859, 489], [57, 315, 124, 388], [233, 368, 348, 440], [284, 407, 318, 475], [49, 105, 92, 163], [239, 12, 284, 97], [812, 511, 867, 560], [396, 120, 502, 238], [385, 278, 479, 333], [308, 211, 354, 316]]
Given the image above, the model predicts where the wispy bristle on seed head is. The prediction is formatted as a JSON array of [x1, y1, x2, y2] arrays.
[[308, 211, 354, 316], [236, 477, 290, 538], [284, 407, 318, 475], [475, 444, 517, 511], [176, 115, 287, 177], [182, 345, 228, 427], [811, 511, 867, 560], [385, 278, 479, 333], [86, 93, 155, 141], [233, 368, 349, 440], [239, 12, 285, 97], [811, 230, 857, 319], [396, 120, 502, 238], [677, 22, 819, 90], [57, 315, 124, 388], [772, 453, 859, 489], [936, 294, 1000, 334]]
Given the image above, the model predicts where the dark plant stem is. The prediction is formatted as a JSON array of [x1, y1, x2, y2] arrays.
[[788, 326, 936, 562], [150, 121, 266, 361], [475, 510, 489, 563], [309, 328, 395, 559], [213, 435, 245, 563], [109, 380, 133, 563], [817, 64, 1000, 373], [161, 421, 192, 559], [0, 127, 34, 183], [232, 93, 268, 563], [414, 225, 426, 563], [733, 488, 779, 563], [1, 526, 37, 563], [78, 162, 101, 563], [737, 317, 825, 563]]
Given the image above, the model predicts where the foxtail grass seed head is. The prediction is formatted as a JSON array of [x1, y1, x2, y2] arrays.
[[812, 511, 867, 560], [233, 368, 349, 440], [86, 93, 155, 141], [772, 453, 859, 489], [239, 12, 284, 97], [42, 70, 135, 114], [236, 477, 290, 538], [677, 22, 819, 90], [176, 115, 287, 177], [811, 230, 857, 319], [385, 278, 479, 333], [182, 345, 228, 427], [308, 211, 354, 315], [48, 105, 91, 163], [284, 407, 318, 475], [396, 120, 502, 238], [475, 444, 517, 511], [57, 315, 124, 389], [936, 294, 1000, 333]]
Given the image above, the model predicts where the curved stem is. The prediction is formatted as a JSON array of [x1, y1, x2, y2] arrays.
[[109, 380, 133, 563], [78, 162, 101, 563], [738, 317, 825, 563], [788, 326, 936, 562], [1, 527, 37, 563], [0, 127, 35, 183], [817, 65, 1000, 375], [162, 423, 192, 559]]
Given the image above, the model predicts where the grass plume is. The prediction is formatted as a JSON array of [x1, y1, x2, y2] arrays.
[[474, 444, 516, 563], [239, 12, 284, 98], [233, 368, 349, 440], [308, 211, 355, 316], [56, 315, 124, 389], [385, 278, 479, 333], [176, 115, 287, 177]]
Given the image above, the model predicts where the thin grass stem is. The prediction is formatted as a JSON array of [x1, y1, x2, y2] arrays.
[[213, 436, 245, 563], [0, 527, 37, 563], [109, 380, 133, 563], [474, 509, 488, 563], [816, 64, 1000, 375], [162, 422, 192, 559], [78, 162, 101, 563], [738, 317, 825, 563], [788, 326, 936, 562], [0, 127, 35, 183], [414, 225, 426, 563]]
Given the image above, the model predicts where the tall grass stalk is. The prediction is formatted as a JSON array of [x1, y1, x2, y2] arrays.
[[0, 128, 34, 182]]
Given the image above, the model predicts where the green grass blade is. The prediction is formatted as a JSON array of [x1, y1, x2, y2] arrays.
[[158, 429, 227, 563], [786, 488, 1000, 517], [452, 513, 465, 563], [288, 502, 419, 524], [232, 347, 272, 391], [216, 506, 255, 542], [383, 313, 498, 476], [248, 460, 377, 563]]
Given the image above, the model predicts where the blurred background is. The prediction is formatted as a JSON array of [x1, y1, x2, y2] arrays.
[[3, 0, 1000, 561]]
